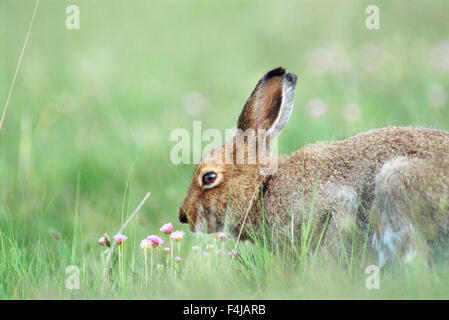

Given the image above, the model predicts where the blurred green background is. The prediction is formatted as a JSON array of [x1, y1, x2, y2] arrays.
[[0, 0, 448, 291]]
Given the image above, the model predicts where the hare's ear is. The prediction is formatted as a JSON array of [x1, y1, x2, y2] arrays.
[[237, 67, 297, 141]]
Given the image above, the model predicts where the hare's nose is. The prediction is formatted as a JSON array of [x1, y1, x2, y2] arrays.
[[178, 208, 188, 224]]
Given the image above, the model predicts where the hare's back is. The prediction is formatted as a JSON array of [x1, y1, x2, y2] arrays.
[[342, 126, 449, 160], [283, 126, 449, 189]]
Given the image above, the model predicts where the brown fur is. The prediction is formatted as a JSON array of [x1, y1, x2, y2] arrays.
[[179, 67, 449, 265]]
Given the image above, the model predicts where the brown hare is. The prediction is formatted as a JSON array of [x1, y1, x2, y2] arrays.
[[179, 67, 449, 266]]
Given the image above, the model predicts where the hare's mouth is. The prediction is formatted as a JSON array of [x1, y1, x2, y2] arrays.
[[192, 224, 224, 234], [190, 210, 225, 234]]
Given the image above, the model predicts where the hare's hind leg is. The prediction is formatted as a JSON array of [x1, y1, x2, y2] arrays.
[[372, 156, 449, 267]]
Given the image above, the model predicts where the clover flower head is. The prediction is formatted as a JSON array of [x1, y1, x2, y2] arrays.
[[212, 232, 227, 241], [113, 233, 128, 245], [147, 234, 164, 247], [227, 250, 238, 258], [160, 222, 174, 235], [163, 247, 171, 254], [203, 251, 210, 258], [206, 244, 215, 251], [170, 230, 185, 242], [98, 235, 110, 247], [192, 245, 199, 252], [175, 256, 182, 263], [217, 249, 223, 256], [156, 264, 164, 271], [140, 238, 152, 250]]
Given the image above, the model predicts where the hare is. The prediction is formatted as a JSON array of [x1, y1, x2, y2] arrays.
[[178, 67, 449, 266]]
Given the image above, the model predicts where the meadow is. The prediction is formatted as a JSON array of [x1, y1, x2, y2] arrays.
[[1, 0, 449, 299]]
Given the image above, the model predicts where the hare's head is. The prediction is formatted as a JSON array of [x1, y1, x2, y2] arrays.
[[178, 67, 297, 235]]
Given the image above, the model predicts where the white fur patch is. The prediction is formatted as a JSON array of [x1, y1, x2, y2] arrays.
[[372, 223, 415, 267], [375, 156, 412, 188], [336, 185, 358, 205]]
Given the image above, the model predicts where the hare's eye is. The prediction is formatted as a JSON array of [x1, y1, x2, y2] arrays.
[[202, 172, 217, 186]]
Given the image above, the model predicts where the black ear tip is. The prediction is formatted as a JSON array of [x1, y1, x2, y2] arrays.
[[285, 72, 297, 85], [264, 67, 286, 79]]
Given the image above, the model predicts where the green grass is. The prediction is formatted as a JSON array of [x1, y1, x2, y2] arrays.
[[1, 0, 449, 299]]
